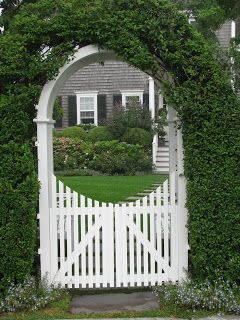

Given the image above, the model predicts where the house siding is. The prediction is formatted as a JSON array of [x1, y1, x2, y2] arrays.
[[215, 21, 232, 48], [58, 60, 156, 128]]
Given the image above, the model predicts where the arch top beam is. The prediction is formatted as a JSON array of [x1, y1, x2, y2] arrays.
[[34, 45, 118, 122]]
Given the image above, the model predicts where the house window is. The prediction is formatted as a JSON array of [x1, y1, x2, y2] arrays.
[[120, 90, 144, 108], [76, 91, 98, 125]]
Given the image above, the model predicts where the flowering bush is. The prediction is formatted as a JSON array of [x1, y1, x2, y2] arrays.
[[153, 278, 240, 315], [53, 137, 94, 171], [53, 138, 152, 174], [0, 277, 64, 313]]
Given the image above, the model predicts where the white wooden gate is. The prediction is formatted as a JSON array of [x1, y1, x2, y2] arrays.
[[49, 172, 182, 288]]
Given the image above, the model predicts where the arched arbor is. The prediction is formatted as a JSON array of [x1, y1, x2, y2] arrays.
[[34, 45, 188, 287], [1, 0, 239, 286]]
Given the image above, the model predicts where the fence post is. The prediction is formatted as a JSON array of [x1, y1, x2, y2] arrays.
[[177, 128, 188, 281], [34, 119, 54, 281]]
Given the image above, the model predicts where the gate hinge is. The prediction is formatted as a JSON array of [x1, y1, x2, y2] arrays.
[[38, 248, 42, 255], [35, 141, 39, 147], [187, 244, 190, 250], [37, 213, 40, 220]]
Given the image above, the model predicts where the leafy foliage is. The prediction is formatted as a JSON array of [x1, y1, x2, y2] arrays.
[[121, 127, 152, 150], [0, 0, 239, 288], [107, 104, 153, 139], [88, 126, 114, 142], [59, 126, 87, 140]]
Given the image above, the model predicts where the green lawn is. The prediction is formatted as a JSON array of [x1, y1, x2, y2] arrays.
[[57, 175, 167, 203]]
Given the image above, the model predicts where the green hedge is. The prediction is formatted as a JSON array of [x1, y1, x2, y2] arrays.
[[0, 142, 38, 292]]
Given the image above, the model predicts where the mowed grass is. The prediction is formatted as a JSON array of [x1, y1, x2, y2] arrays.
[[57, 175, 167, 203]]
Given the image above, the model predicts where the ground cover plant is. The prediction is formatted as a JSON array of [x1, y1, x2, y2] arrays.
[[0, 0, 239, 294], [57, 175, 166, 203], [153, 278, 240, 315]]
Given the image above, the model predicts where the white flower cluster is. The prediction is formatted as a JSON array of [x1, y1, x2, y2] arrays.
[[153, 278, 240, 315], [0, 277, 63, 313]]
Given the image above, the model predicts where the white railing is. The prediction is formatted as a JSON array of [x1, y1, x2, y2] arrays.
[[152, 134, 158, 166]]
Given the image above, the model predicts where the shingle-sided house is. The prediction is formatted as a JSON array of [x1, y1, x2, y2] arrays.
[[56, 60, 161, 128], [55, 19, 239, 173]]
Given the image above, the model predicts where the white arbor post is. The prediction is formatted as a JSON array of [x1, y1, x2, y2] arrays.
[[148, 76, 155, 119], [34, 119, 55, 279], [177, 128, 188, 280]]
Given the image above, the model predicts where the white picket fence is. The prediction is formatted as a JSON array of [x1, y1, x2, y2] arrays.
[[49, 172, 180, 288]]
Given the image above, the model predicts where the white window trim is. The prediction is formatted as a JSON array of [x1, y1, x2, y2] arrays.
[[120, 90, 144, 108], [75, 91, 98, 126]]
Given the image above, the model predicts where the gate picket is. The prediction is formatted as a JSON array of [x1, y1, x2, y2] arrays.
[[50, 172, 181, 288]]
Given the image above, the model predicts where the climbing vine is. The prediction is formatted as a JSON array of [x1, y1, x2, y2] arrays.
[[0, 0, 239, 289]]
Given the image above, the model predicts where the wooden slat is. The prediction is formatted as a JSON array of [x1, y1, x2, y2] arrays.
[[94, 200, 100, 288], [163, 179, 169, 281], [50, 175, 58, 283], [87, 198, 93, 288], [150, 191, 155, 285], [66, 186, 72, 286], [80, 195, 86, 288], [73, 191, 79, 288], [142, 196, 148, 286], [128, 202, 134, 287], [156, 186, 162, 284], [59, 180, 65, 285], [170, 171, 178, 281], [135, 199, 142, 286]]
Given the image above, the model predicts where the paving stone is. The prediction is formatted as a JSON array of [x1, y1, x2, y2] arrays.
[[70, 291, 159, 314]]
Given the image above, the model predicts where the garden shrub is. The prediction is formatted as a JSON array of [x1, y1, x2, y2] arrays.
[[153, 278, 240, 315], [107, 104, 153, 139], [121, 127, 152, 150], [77, 124, 96, 132], [88, 126, 114, 142], [60, 126, 87, 140], [53, 137, 93, 171], [53, 138, 152, 174], [52, 129, 62, 137], [88, 141, 152, 175]]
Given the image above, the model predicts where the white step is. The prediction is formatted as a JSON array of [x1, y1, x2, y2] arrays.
[[156, 156, 169, 162], [157, 147, 169, 152], [157, 152, 169, 158], [155, 167, 169, 173]]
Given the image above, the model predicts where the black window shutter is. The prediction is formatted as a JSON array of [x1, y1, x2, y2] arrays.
[[143, 93, 149, 110], [68, 95, 77, 127], [54, 96, 63, 128], [113, 94, 122, 107], [236, 18, 240, 37], [97, 94, 107, 125]]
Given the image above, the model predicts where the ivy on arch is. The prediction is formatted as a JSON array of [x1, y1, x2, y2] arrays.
[[0, 0, 239, 289]]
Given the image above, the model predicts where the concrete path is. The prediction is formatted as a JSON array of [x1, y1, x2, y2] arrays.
[[70, 291, 159, 314]]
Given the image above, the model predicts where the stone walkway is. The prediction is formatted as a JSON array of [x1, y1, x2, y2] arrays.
[[68, 291, 239, 319], [70, 292, 159, 314]]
